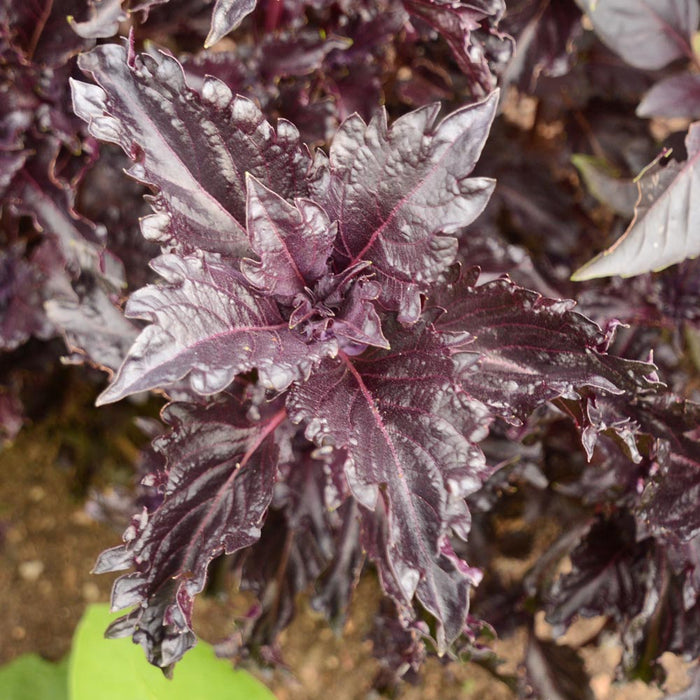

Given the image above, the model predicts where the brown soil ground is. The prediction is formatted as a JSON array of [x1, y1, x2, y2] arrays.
[[0, 371, 693, 699]]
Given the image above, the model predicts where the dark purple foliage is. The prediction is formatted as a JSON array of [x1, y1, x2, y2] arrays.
[[2, 0, 700, 694], [523, 634, 594, 700], [95, 388, 284, 671], [67, 36, 669, 678]]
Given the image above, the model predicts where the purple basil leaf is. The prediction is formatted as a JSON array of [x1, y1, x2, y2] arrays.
[[546, 518, 700, 677], [72, 43, 311, 256], [328, 278, 390, 351], [579, 395, 644, 465], [432, 270, 659, 423], [572, 123, 700, 280], [181, 33, 345, 144], [523, 634, 594, 700], [241, 175, 337, 304], [546, 514, 649, 628], [287, 321, 490, 651], [97, 253, 336, 404], [95, 390, 284, 671], [74, 144, 156, 291], [311, 500, 364, 628], [0, 0, 91, 66], [637, 72, 700, 119], [403, 0, 514, 95], [620, 560, 700, 678], [180, 50, 248, 97], [641, 439, 700, 542], [502, 0, 582, 93], [231, 456, 334, 647], [258, 30, 351, 80], [68, 0, 127, 39], [205, 0, 257, 48], [311, 93, 498, 323], [638, 398, 700, 542], [232, 450, 362, 648], [5, 139, 123, 284], [0, 242, 59, 350], [45, 278, 140, 372], [575, 0, 698, 70], [572, 154, 638, 218], [370, 599, 427, 689]]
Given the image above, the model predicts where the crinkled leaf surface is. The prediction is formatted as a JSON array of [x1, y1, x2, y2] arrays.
[[638, 398, 700, 542], [232, 452, 362, 647], [97, 253, 335, 404], [68, 0, 127, 39], [575, 0, 698, 70], [432, 270, 658, 422], [573, 123, 700, 280], [72, 44, 311, 256], [310, 93, 498, 323], [287, 321, 489, 650], [241, 176, 336, 304], [6, 140, 122, 283], [94, 391, 284, 670]]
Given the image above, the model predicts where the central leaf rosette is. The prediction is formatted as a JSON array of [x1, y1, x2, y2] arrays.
[[88, 70, 502, 405], [241, 176, 389, 355], [71, 44, 662, 674]]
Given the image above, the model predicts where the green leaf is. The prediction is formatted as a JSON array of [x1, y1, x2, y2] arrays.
[[0, 654, 68, 700], [69, 604, 276, 700]]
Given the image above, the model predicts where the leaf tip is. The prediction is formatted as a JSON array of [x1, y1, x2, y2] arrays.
[[570, 252, 607, 282], [95, 386, 120, 407], [569, 266, 590, 282]]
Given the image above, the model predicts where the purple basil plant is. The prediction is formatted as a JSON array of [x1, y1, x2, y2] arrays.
[[2, 0, 700, 694]]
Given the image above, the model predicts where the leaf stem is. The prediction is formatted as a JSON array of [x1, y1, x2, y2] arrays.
[[27, 0, 54, 62]]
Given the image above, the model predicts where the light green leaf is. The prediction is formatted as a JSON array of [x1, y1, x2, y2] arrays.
[[69, 604, 276, 700], [0, 654, 68, 700]]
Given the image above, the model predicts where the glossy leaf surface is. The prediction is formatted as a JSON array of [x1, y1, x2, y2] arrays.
[[97, 253, 334, 404], [572, 123, 700, 280], [95, 391, 283, 670], [311, 95, 498, 323], [288, 322, 489, 650], [73, 45, 311, 256], [433, 270, 658, 422]]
